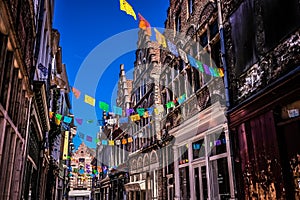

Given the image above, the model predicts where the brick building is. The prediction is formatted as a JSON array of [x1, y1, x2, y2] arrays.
[[221, 0, 300, 199]]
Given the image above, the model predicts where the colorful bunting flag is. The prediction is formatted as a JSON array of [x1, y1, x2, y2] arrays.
[[75, 118, 83, 125], [72, 87, 81, 99], [55, 113, 62, 120], [87, 120, 94, 124], [122, 138, 127, 145], [154, 28, 167, 48], [143, 111, 149, 118], [78, 132, 84, 139], [187, 54, 197, 68], [130, 114, 140, 121], [126, 108, 135, 116], [127, 137, 133, 143], [166, 101, 175, 109], [99, 101, 109, 111], [113, 106, 123, 116], [84, 95, 95, 106], [55, 118, 61, 125], [86, 135, 93, 142], [115, 140, 121, 145], [138, 13, 151, 36], [167, 40, 179, 57], [178, 48, 188, 63], [147, 107, 154, 115], [178, 94, 186, 104], [136, 108, 145, 116], [63, 116, 72, 124], [108, 140, 115, 146], [101, 140, 107, 145], [218, 68, 224, 77], [193, 143, 201, 150], [196, 60, 204, 72], [120, 0, 137, 20], [203, 64, 211, 75], [215, 140, 222, 146], [49, 111, 54, 119]]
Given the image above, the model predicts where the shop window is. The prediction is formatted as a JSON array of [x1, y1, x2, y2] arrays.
[[229, 0, 257, 75], [208, 131, 227, 156], [262, 0, 300, 50], [192, 139, 205, 159], [209, 157, 231, 199], [179, 166, 190, 199], [178, 144, 189, 164]]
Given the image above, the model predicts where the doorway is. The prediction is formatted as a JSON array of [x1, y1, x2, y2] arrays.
[[193, 164, 208, 200]]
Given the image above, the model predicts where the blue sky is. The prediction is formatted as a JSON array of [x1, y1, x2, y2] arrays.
[[53, 0, 169, 149]]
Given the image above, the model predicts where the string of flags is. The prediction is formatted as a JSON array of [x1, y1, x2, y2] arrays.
[[117, 0, 224, 78]]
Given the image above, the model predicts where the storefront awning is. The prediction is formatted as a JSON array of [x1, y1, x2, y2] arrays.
[[124, 180, 145, 191]]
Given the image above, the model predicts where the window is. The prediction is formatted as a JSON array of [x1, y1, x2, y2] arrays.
[[229, 0, 257, 75], [175, 13, 181, 32], [200, 31, 208, 47], [208, 131, 227, 156], [178, 144, 189, 164], [262, 0, 300, 50], [209, 20, 219, 39], [179, 167, 190, 199], [189, 0, 194, 15], [192, 139, 205, 159]]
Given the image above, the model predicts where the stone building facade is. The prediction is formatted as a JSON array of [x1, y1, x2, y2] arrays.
[[221, 0, 300, 199], [158, 0, 236, 199], [0, 0, 70, 199]]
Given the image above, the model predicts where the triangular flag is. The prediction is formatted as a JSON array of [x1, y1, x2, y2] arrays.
[[209, 67, 215, 77], [120, 0, 137, 20], [167, 40, 179, 57], [63, 116, 72, 124], [84, 95, 95, 106], [122, 138, 127, 144], [138, 13, 151, 36], [75, 118, 83, 125], [113, 106, 122, 116], [166, 101, 175, 109], [49, 111, 54, 119], [218, 68, 224, 77], [55, 118, 61, 125], [154, 28, 167, 48], [99, 101, 109, 111], [214, 68, 220, 77], [126, 108, 134, 116], [72, 87, 81, 99], [115, 140, 121, 145], [178, 48, 188, 63]]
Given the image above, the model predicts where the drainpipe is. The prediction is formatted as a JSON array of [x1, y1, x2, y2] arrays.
[[216, 1, 236, 199], [216, 0, 230, 108]]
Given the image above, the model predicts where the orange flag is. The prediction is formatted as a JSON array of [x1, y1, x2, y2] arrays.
[[72, 87, 81, 99], [138, 13, 151, 36]]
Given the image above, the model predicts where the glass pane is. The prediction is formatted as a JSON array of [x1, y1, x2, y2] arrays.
[[192, 139, 205, 159], [194, 167, 200, 200], [209, 158, 230, 200], [201, 166, 208, 200], [178, 144, 189, 165], [208, 131, 226, 156], [179, 167, 190, 199]]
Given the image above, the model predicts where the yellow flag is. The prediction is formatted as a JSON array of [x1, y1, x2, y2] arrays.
[[120, 0, 137, 20], [84, 95, 95, 106], [154, 28, 167, 48], [108, 140, 115, 146]]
